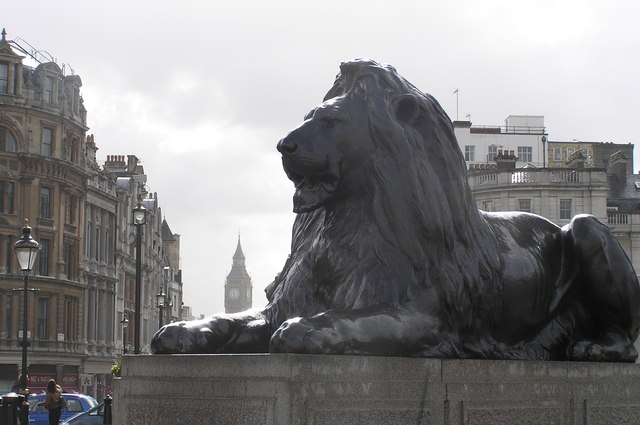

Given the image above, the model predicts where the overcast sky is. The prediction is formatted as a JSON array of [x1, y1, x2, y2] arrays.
[[6, 0, 640, 316]]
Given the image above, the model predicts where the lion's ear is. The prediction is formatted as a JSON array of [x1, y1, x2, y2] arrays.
[[393, 94, 420, 126]]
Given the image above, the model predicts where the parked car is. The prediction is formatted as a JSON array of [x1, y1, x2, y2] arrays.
[[28, 393, 98, 425], [60, 403, 105, 425]]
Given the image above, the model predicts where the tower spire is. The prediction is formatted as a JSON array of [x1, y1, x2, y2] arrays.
[[225, 235, 252, 313], [233, 234, 245, 260]]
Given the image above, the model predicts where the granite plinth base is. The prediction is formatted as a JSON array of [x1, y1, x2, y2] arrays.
[[113, 354, 640, 425]]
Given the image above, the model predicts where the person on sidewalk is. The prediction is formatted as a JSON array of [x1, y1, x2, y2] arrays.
[[38, 379, 67, 425]]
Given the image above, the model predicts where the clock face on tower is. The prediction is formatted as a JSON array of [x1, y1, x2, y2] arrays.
[[229, 288, 240, 300]]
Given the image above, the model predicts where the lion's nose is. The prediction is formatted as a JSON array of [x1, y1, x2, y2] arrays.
[[277, 136, 297, 155]]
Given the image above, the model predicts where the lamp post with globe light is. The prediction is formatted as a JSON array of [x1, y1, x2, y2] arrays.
[[156, 287, 168, 329], [132, 196, 147, 354], [120, 314, 129, 354], [13, 219, 40, 423]]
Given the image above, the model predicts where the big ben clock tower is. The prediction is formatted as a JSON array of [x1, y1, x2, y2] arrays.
[[224, 235, 253, 313]]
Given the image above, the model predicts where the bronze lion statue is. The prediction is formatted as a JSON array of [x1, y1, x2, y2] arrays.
[[152, 59, 640, 361]]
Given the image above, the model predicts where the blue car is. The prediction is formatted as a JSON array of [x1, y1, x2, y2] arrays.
[[28, 393, 98, 425], [60, 403, 105, 425], [60, 403, 104, 425]]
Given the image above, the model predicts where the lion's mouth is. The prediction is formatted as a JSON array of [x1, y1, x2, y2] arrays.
[[290, 172, 339, 193], [282, 159, 340, 213]]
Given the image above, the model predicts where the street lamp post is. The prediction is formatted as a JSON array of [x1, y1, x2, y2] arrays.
[[120, 314, 129, 354], [13, 219, 40, 423], [132, 197, 147, 354], [156, 287, 167, 329]]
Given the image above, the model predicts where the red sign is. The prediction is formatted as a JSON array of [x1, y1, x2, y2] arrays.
[[28, 373, 79, 392], [28, 373, 56, 388], [61, 374, 78, 388]]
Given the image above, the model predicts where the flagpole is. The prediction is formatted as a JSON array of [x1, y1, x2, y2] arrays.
[[453, 89, 459, 121]]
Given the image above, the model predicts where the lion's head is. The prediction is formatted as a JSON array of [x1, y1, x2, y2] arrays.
[[277, 93, 372, 213], [274, 59, 503, 328]]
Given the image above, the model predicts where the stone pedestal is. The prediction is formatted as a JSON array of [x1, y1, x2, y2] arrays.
[[113, 354, 640, 425]]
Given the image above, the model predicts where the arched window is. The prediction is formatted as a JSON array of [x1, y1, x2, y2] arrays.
[[0, 125, 17, 152]]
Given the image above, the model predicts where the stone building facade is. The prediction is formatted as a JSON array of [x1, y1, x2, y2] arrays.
[[161, 219, 182, 325], [546, 140, 633, 171], [0, 31, 182, 397], [468, 143, 640, 275], [102, 154, 182, 355], [0, 30, 90, 394]]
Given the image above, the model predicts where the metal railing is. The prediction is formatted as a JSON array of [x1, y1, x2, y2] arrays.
[[469, 124, 546, 135]]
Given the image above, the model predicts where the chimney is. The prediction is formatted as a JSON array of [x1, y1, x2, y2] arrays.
[[103, 154, 127, 173], [567, 150, 585, 169], [495, 150, 517, 171], [609, 150, 629, 185], [127, 155, 139, 173]]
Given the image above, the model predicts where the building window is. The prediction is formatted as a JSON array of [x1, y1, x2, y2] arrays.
[[0, 126, 17, 152], [560, 199, 572, 220], [0, 181, 15, 213], [85, 222, 91, 257], [487, 145, 498, 162], [517, 146, 533, 163], [518, 199, 532, 212], [4, 294, 12, 336], [106, 226, 113, 264], [0, 63, 8, 94], [37, 298, 48, 339], [40, 187, 52, 218], [66, 195, 77, 225], [38, 239, 50, 276], [464, 145, 475, 161], [95, 228, 101, 261], [65, 243, 76, 280], [566, 147, 575, 159], [5, 237, 12, 273], [44, 76, 55, 104], [553, 147, 562, 162], [70, 137, 79, 163], [42, 127, 53, 156], [482, 200, 493, 212], [65, 299, 73, 341]]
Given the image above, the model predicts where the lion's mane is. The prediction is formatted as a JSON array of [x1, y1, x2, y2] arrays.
[[266, 59, 504, 347]]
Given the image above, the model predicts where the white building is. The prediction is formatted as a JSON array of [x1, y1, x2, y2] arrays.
[[455, 115, 547, 168]]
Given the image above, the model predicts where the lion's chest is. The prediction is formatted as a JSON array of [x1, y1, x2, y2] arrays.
[[285, 223, 397, 310]]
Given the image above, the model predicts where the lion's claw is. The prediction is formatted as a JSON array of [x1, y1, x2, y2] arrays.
[[567, 339, 637, 362], [270, 318, 331, 354], [151, 322, 197, 354]]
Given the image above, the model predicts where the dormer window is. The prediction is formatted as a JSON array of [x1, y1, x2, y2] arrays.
[[44, 76, 55, 104]]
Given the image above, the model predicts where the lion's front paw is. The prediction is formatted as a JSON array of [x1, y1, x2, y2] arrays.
[[269, 318, 335, 354], [151, 320, 221, 354]]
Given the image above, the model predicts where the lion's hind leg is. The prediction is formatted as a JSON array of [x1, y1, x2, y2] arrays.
[[564, 214, 640, 362]]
